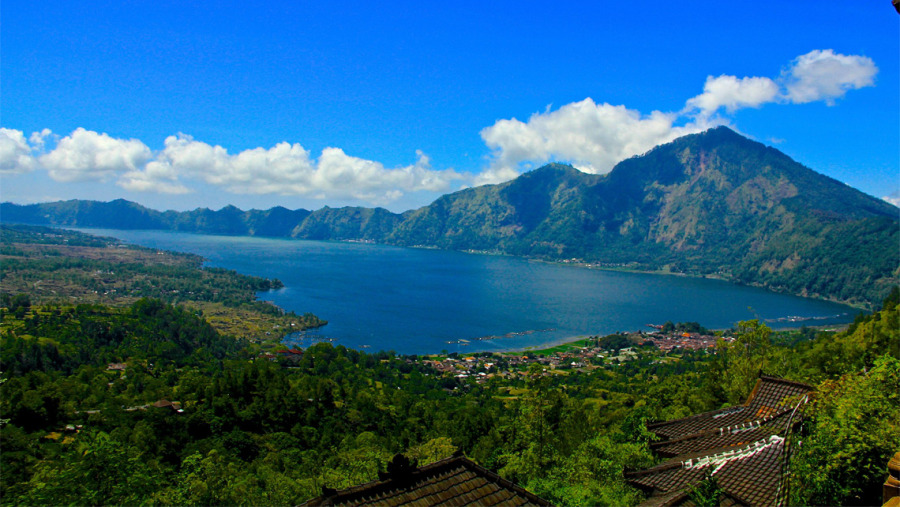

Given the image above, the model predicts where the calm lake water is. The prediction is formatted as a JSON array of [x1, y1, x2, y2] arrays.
[[84, 229, 856, 355]]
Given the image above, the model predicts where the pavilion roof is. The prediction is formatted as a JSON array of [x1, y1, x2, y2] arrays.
[[628, 435, 786, 506], [629, 376, 813, 507], [303, 454, 550, 507], [646, 377, 812, 441]]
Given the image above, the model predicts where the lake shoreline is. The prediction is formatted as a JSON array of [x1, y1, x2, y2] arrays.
[[529, 257, 873, 312], [482, 320, 853, 357], [71, 225, 871, 311], [72, 228, 860, 356]]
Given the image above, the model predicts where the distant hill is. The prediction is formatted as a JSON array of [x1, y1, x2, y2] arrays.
[[3, 127, 897, 307]]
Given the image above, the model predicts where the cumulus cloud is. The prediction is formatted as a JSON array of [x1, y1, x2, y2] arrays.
[[480, 98, 717, 176], [883, 190, 900, 208], [28, 129, 54, 151], [0, 128, 38, 175], [685, 75, 780, 116], [480, 49, 877, 182], [142, 134, 467, 204], [683, 49, 877, 118], [472, 166, 521, 187], [152, 134, 314, 193], [118, 160, 191, 194], [313, 148, 457, 200], [38, 128, 153, 182], [0, 49, 880, 205], [782, 49, 877, 104], [0, 128, 468, 204]]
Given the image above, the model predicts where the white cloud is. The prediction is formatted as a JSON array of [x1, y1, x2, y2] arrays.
[[472, 166, 521, 187], [683, 50, 877, 117], [28, 128, 54, 151], [0, 48, 880, 206], [883, 190, 900, 208], [782, 49, 877, 104], [0, 128, 38, 175], [38, 127, 153, 182], [685, 75, 779, 116], [118, 160, 191, 194], [143, 134, 467, 204], [480, 98, 716, 177], [0, 128, 468, 204], [156, 134, 316, 193], [477, 49, 877, 183]]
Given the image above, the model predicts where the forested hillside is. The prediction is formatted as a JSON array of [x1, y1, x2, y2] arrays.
[[3, 128, 897, 307], [0, 225, 325, 341]]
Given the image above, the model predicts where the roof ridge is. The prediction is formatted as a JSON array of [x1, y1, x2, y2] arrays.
[[374, 465, 470, 505], [624, 459, 687, 478], [649, 376, 813, 435], [650, 407, 795, 450], [302, 455, 551, 506], [312, 456, 469, 504], [646, 405, 736, 430], [456, 457, 551, 505], [758, 375, 814, 391], [680, 435, 784, 471], [633, 436, 785, 478]]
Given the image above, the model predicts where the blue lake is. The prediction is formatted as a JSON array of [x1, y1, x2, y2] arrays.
[[84, 229, 857, 355]]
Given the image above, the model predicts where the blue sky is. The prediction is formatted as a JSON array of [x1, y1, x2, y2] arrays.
[[2, 1, 898, 212]]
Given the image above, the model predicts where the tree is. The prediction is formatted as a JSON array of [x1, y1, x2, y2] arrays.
[[687, 469, 723, 507], [710, 320, 772, 404], [163, 450, 261, 505], [789, 355, 900, 506], [17, 431, 163, 505]]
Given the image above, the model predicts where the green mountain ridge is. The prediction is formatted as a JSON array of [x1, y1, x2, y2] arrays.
[[3, 127, 897, 307]]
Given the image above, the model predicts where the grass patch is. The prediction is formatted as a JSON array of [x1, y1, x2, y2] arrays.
[[509, 338, 593, 356]]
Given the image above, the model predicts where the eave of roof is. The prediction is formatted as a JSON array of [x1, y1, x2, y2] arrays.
[[632, 376, 813, 507], [302, 455, 551, 507], [647, 376, 812, 441], [650, 408, 794, 458], [628, 435, 787, 507]]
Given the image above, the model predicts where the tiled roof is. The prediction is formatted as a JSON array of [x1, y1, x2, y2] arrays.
[[650, 409, 793, 458], [302, 455, 551, 507], [628, 436, 786, 507], [630, 376, 813, 507], [632, 484, 748, 507], [646, 377, 811, 441]]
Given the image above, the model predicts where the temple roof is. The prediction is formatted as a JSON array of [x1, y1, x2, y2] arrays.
[[629, 376, 813, 507], [302, 455, 550, 507], [646, 377, 812, 441], [650, 408, 794, 458], [629, 435, 786, 506]]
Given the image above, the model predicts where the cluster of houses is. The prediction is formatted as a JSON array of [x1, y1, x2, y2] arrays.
[[259, 347, 305, 363], [414, 345, 643, 383], [411, 328, 731, 381], [255, 328, 729, 383], [640, 330, 726, 351]]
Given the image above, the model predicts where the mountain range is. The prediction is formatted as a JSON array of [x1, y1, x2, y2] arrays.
[[3, 127, 897, 308]]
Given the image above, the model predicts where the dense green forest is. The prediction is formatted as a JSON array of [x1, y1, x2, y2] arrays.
[[1, 289, 897, 505], [4, 128, 898, 308]]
